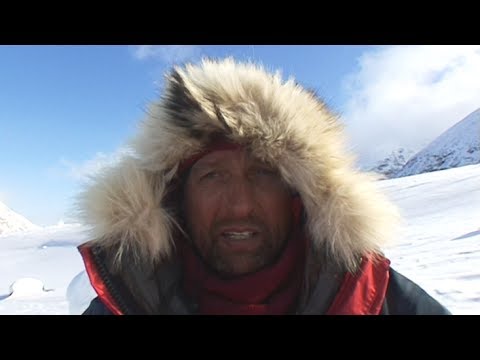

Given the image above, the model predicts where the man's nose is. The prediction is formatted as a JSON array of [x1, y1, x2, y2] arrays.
[[225, 177, 256, 218]]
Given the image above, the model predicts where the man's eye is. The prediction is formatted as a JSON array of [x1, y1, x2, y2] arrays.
[[255, 168, 276, 176], [201, 171, 219, 180]]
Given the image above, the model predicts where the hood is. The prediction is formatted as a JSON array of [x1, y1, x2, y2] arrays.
[[76, 58, 400, 275]]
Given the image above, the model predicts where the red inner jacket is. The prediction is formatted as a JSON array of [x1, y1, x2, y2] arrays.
[[79, 245, 390, 315]]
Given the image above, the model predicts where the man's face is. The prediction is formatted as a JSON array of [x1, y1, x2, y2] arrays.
[[183, 148, 294, 277]]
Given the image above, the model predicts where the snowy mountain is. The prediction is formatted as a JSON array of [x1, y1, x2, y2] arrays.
[[0, 201, 39, 235], [395, 108, 480, 178], [369, 148, 415, 178]]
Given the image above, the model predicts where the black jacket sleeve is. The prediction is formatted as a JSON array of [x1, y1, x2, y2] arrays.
[[382, 268, 451, 315], [82, 297, 114, 315]]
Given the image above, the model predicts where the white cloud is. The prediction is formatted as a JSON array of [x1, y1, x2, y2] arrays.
[[341, 45, 480, 168], [60, 148, 133, 183], [131, 45, 202, 63]]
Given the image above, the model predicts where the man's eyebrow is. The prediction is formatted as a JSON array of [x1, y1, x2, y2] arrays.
[[190, 159, 221, 172]]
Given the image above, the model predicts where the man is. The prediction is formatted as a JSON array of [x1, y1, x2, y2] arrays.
[[77, 58, 450, 315]]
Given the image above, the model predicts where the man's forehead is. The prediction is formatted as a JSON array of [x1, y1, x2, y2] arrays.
[[192, 148, 271, 168]]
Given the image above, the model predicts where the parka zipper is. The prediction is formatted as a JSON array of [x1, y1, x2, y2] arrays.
[[89, 247, 134, 315]]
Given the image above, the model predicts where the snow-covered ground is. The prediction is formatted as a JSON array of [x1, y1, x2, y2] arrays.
[[0, 224, 93, 314], [1, 164, 479, 315], [380, 164, 480, 315]]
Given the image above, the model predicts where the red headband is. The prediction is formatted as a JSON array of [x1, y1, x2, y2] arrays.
[[177, 138, 243, 177]]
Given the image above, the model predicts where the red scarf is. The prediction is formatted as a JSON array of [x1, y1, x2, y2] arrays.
[[182, 231, 305, 315], [182, 198, 305, 315]]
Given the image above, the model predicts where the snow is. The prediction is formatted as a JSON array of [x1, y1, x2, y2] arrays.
[[369, 148, 415, 178], [0, 224, 87, 314], [0, 201, 40, 235], [1, 164, 479, 314], [8, 278, 49, 298], [66, 270, 96, 315], [396, 108, 480, 177], [379, 164, 480, 314]]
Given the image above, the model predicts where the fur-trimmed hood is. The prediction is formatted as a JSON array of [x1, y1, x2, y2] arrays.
[[77, 58, 400, 274]]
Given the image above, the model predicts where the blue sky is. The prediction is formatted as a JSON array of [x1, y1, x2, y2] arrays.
[[1, 45, 480, 226]]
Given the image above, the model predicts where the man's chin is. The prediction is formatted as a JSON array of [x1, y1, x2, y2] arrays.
[[211, 254, 266, 277]]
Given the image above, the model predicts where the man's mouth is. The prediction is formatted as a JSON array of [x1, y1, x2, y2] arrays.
[[218, 229, 262, 251], [222, 231, 257, 240]]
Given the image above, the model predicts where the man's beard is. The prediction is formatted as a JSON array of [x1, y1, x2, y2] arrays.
[[207, 238, 278, 277], [191, 224, 292, 278]]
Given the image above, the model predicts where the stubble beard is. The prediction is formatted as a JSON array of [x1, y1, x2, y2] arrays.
[[198, 229, 290, 278]]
